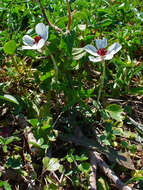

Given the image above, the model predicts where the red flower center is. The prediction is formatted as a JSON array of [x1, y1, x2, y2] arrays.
[[97, 48, 107, 56], [34, 36, 41, 44]]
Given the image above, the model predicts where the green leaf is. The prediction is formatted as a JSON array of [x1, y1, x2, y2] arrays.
[[5, 136, 20, 145], [0, 181, 12, 190], [40, 72, 51, 81], [78, 162, 90, 173], [126, 176, 143, 184], [3, 145, 7, 153], [61, 30, 76, 55], [129, 87, 143, 95], [0, 94, 19, 105], [28, 141, 41, 148], [41, 117, 53, 130], [41, 144, 49, 149], [75, 154, 88, 161], [67, 157, 73, 163], [6, 157, 22, 169], [43, 157, 60, 171], [29, 119, 38, 127], [96, 19, 112, 28], [0, 137, 5, 145], [3, 40, 16, 55], [106, 104, 124, 121]]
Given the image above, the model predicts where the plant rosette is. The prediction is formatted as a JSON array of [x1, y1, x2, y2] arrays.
[[84, 38, 122, 62], [22, 23, 49, 50]]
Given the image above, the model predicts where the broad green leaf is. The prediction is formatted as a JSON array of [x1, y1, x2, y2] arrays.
[[43, 157, 60, 171], [0, 181, 12, 190], [40, 72, 52, 81], [106, 104, 124, 121], [78, 162, 90, 173], [28, 141, 41, 148], [3, 40, 16, 55], [29, 119, 38, 128], [6, 157, 22, 169], [42, 118, 53, 130], [67, 157, 73, 163], [0, 94, 19, 105]]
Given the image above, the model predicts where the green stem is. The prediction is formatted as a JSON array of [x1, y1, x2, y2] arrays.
[[97, 59, 105, 105], [46, 48, 58, 80]]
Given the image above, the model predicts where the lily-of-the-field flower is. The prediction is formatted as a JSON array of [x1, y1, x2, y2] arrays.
[[84, 38, 122, 62], [22, 23, 49, 50]]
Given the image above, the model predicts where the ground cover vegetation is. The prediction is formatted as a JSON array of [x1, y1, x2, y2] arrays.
[[0, 0, 143, 189]]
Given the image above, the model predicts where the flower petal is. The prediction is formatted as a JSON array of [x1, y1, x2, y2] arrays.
[[107, 42, 122, 55], [45, 26, 49, 40], [95, 38, 107, 49], [84, 45, 98, 56], [36, 39, 45, 49], [35, 23, 48, 40], [89, 56, 102, 62], [22, 45, 36, 50], [104, 53, 114, 60], [23, 35, 34, 46], [22, 39, 45, 50]]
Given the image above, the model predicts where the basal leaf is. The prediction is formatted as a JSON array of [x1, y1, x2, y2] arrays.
[[43, 157, 60, 171], [106, 104, 124, 121], [3, 40, 16, 55], [78, 162, 90, 173]]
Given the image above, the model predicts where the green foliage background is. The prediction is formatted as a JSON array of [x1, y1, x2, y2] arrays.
[[0, 0, 143, 189]]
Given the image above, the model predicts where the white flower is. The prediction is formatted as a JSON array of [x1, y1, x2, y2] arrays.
[[84, 38, 122, 62], [22, 23, 49, 50]]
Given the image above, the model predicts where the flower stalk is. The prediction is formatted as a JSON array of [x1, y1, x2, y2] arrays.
[[46, 47, 58, 81], [66, 0, 72, 34], [37, 0, 63, 33], [83, 38, 122, 106], [97, 59, 105, 105]]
